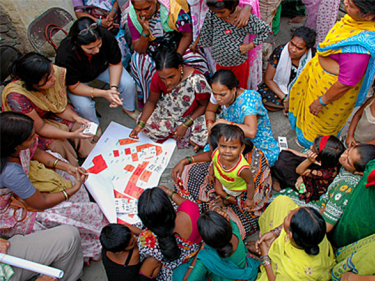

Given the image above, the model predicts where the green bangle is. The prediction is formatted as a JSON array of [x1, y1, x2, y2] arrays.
[[137, 121, 145, 129], [186, 157, 191, 164], [224, 194, 231, 200], [170, 191, 176, 199], [141, 31, 149, 37]]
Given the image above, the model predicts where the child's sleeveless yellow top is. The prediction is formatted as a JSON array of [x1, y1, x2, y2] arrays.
[[212, 148, 250, 192]]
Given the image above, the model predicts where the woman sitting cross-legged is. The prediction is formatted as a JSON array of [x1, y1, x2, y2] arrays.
[[173, 210, 260, 281], [2, 52, 95, 166], [129, 48, 211, 151], [258, 26, 316, 113], [0, 112, 104, 262]]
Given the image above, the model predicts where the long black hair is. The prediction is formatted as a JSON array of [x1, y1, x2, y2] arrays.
[[69, 17, 103, 47], [138, 187, 180, 261], [289, 207, 326, 255], [197, 211, 233, 258], [8, 52, 52, 91], [0, 112, 34, 173]]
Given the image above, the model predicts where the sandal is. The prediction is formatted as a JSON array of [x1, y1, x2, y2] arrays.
[[123, 109, 140, 121]]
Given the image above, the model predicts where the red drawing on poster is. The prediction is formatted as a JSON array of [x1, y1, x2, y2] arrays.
[[133, 166, 144, 177], [87, 154, 107, 174], [113, 150, 119, 157], [124, 164, 135, 172], [155, 146, 162, 156], [119, 138, 139, 145], [124, 182, 144, 199], [140, 170, 152, 183], [114, 190, 132, 200], [125, 148, 131, 155], [129, 175, 139, 184], [131, 153, 139, 162], [139, 161, 149, 169]]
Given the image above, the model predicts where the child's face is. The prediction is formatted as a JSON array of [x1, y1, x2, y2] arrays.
[[210, 8, 232, 19], [218, 136, 244, 162]]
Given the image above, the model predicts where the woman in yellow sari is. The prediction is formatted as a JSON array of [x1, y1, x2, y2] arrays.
[[288, 0, 375, 148], [252, 196, 336, 280], [2, 52, 95, 166]]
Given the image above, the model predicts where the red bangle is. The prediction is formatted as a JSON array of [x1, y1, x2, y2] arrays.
[[230, 122, 234, 125], [206, 119, 214, 124]]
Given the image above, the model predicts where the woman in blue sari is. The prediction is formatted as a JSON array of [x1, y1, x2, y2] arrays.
[[205, 69, 279, 166]]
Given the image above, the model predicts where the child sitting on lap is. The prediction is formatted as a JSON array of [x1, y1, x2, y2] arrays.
[[211, 125, 255, 209]]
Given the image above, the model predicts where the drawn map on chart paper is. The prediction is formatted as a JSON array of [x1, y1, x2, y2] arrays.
[[82, 122, 176, 225]]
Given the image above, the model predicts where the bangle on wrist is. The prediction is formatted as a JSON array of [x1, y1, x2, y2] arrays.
[[282, 95, 288, 102], [62, 190, 70, 201], [184, 117, 194, 127], [318, 96, 328, 106], [90, 87, 95, 99], [110, 85, 118, 89], [96, 18, 102, 26], [224, 194, 231, 200], [186, 157, 192, 164], [212, 205, 222, 211], [137, 121, 145, 129], [141, 31, 149, 37], [170, 191, 176, 200], [52, 159, 60, 169], [110, 7, 118, 13]]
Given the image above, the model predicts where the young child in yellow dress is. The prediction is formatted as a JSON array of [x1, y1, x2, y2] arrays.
[[211, 125, 255, 209]]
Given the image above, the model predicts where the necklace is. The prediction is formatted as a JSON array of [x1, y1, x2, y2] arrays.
[[222, 155, 240, 169]]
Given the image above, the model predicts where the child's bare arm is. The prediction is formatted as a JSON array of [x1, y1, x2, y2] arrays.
[[296, 151, 320, 175], [240, 168, 255, 208], [214, 178, 236, 204], [208, 163, 215, 186]]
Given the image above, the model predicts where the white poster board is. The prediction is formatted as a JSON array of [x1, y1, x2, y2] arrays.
[[82, 122, 176, 224]]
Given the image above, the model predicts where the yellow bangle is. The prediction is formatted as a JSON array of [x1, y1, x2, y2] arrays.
[[52, 159, 59, 169], [62, 190, 69, 201], [91, 87, 94, 99]]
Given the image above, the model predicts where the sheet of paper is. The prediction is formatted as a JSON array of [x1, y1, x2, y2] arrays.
[[82, 122, 176, 224]]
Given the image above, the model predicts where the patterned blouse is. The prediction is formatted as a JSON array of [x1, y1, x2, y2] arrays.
[[198, 10, 270, 66]]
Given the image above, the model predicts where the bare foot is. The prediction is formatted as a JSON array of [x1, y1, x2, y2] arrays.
[[289, 16, 305, 24], [189, 140, 200, 153], [272, 181, 281, 192]]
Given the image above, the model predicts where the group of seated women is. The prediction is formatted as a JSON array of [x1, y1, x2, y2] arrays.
[[1, 0, 375, 280]]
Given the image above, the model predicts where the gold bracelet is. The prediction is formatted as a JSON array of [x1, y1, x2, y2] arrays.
[[191, 156, 195, 163], [91, 87, 95, 99], [62, 190, 69, 201], [52, 159, 59, 169]]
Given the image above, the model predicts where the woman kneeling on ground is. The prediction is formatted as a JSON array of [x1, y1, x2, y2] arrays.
[[0, 112, 104, 262], [2, 52, 95, 166]]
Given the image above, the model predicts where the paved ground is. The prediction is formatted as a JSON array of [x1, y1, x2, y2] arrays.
[[80, 16, 303, 280]]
